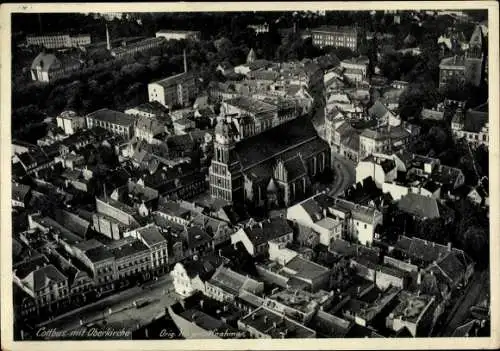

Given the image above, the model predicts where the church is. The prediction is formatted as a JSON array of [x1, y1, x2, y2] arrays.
[[209, 116, 331, 209]]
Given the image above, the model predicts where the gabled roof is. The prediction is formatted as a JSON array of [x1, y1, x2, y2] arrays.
[[24, 264, 67, 292], [368, 100, 391, 119], [12, 182, 30, 202], [397, 193, 440, 219], [243, 217, 293, 246], [136, 224, 167, 246]]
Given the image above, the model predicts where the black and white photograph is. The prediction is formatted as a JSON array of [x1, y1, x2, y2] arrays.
[[1, 2, 498, 350]]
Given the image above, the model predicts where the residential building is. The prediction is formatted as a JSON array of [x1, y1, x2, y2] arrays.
[[110, 37, 166, 59], [108, 238, 151, 281], [148, 72, 197, 109], [311, 26, 360, 51], [92, 197, 141, 240], [171, 255, 227, 297], [155, 30, 201, 41], [350, 256, 408, 290], [110, 179, 159, 217], [258, 255, 330, 292], [359, 126, 411, 159], [13, 262, 70, 310], [356, 154, 398, 189], [263, 288, 334, 324], [209, 117, 330, 206], [397, 193, 441, 219], [71, 241, 115, 293], [26, 33, 91, 48], [237, 306, 316, 338], [340, 56, 369, 79], [124, 224, 169, 273], [30, 52, 82, 83], [451, 105, 489, 148], [56, 110, 86, 135], [230, 217, 293, 257], [385, 291, 435, 337], [12, 182, 31, 208], [287, 193, 383, 246], [85, 108, 137, 140], [205, 266, 264, 302]]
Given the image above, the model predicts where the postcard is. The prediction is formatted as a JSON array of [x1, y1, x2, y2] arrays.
[[1, 2, 498, 350]]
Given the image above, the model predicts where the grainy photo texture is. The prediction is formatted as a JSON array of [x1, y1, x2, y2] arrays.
[[9, 8, 492, 342]]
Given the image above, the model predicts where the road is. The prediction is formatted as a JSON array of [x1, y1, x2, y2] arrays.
[[34, 274, 179, 339], [440, 271, 486, 336], [328, 153, 356, 197]]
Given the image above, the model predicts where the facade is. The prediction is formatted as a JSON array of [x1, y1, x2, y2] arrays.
[[359, 127, 411, 160], [124, 224, 169, 273], [311, 26, 359, 51], [451, 106, 489, 148], [56, 110, 86, 135], [148, 72, 197, 109], [26, 33, 91, 48], [30, 53, 82, 83], [204, 266, 264, 302], [209, 117, 330, 207], [248, 23, 270, 34], [155, 30, 201, 41], [85, 108, 137, 140], [171, 256, 226, 297], [230, 217, 294, 257], [108, 239, 151, 281], [287, 193, 382, 246]]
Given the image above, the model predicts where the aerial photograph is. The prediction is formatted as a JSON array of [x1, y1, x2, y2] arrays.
[[9, 8, 490, 341]]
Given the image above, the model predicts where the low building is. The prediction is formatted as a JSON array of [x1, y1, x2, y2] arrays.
[[230, 217, 293, 257], [12, 182, 31, 208], [26, 33, 91, 49], [155, 30, 201, 41], [237, 306, 316, 338], [30, 52, 82, 83], [110, 37, 166, 59], [385, 291, 435, 337], [85, 108, 137, 140], [171, 255, 227, 297], [451, 105, 489, 148], [205, 266, 264, 302]]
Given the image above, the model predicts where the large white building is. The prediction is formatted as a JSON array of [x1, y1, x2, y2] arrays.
[[26, 33, 91, 49], [56, 110, 86, 135], [155, 30, 201, 41]]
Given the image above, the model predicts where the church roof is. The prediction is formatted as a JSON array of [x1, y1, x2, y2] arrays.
[[234, 117, 323, 171]]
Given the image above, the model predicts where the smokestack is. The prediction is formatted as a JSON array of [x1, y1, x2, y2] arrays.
[[106, 24, 111, 51], [183, 49, 188, 73]]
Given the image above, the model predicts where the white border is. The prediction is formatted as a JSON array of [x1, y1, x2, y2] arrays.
[[1, 2, 498, 350]]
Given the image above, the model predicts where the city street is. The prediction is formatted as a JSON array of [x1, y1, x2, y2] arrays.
[[34, 273, 179, 338], [328, 153, 356, 196]]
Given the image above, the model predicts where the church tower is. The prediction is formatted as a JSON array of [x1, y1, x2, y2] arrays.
[[465, 25, 486, 87], [209, 119, 243, 202], [467, 25, 485, 59]]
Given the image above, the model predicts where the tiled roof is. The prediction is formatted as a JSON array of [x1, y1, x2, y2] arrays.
[[182, 255, 226, 279], [110, 239, 149, 260], [244, 217, 293, 246], [24, 264, 67, 292], [234, 117, 322, 171], [463, 109, 488, 133], [12, 182, 30, 202], [286, 256, 329, 280], [85, 246, 114, 263], [397, 193, 440, 219], [136, 224, 167, 246], [283, 155, 307, 182], [87, 108, 137, 127]]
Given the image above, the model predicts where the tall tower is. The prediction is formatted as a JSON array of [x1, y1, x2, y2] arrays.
[[209, 119, 241, 202], [106, 24, 111, 51], [465, 25, 486, 87], [467, 25, 485, 59], [246, 48, 257, 64]]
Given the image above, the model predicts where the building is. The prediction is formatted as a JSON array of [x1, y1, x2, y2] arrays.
[[171, 255, 226, 297], [230, 217, 293, 257], [108, 238, 151, 281], [311, 26, 360, 51], [385, 291, 435, 337], [85, 108, 137, 140], [438, 55, 467, 88], [30, 52, 82, 83], [205, 266, 264, 302], [12, 182, 31, 208], [148, 72, 197, 109], [209, 117, 331, 207], [287, 193, 383, 246], [124, 224, 169, 273], [56, 110, 86, 135], [248, 23, 270, 34], [359, 126, 411, 159], [340, 56, 369, 80], [356, 154, 397, 189], [124, 101, 171, 120], [155, 30, 201, 41], [26, 33, 91, 49], [110, 179, 159, 217], [451, 105, 489, 148], [92, 197, 141, 240], [237, 306, 316, 338], [110, 37, 166, 59]]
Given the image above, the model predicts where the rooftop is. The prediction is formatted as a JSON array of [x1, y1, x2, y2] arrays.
[[151, 71, 194, 89], [87, 108, 137, 127], [389, 291, 434, 323], [243, 217, 293, 246], [239, 306, 316, 338], [224, 96, 277, 117], [285, 256, 329, 281], [135, 224, 167, 246]]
